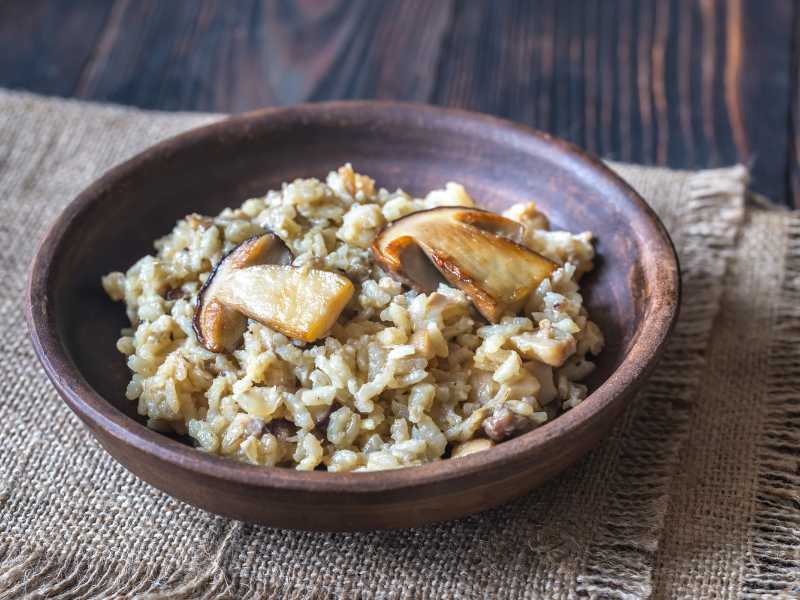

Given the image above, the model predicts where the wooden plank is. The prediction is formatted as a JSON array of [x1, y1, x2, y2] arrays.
[[71, 0, 453, 111], [432, 0, 795, 204], [791, 5, 800, 208], [0, 0, 112, 97], [0, 0, 795, 204], [711, 0, 793, 205]]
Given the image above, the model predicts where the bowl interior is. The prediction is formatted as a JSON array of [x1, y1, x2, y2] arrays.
[[49, 105, 667, 443]]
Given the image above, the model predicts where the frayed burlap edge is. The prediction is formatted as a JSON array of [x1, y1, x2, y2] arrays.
[[575, 166, 747, 599], [741, 215, 800, 598], [0, 525, 332, 600], [0, 522, 243, 600]]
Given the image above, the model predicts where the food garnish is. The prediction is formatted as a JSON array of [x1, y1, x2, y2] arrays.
[[372, 207, 556, 322], [193, 233, 291, 351]]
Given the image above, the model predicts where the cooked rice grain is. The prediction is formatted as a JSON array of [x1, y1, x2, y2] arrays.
[[102, 164, 603, 471]]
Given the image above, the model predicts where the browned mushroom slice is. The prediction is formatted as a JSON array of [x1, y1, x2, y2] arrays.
[[215, 265, 354, 342], [193, 233, 291, 352], [371, 207, 556, 322], [380, 235, 447, 291], [482, 406, 532, 442], [452, 208, 525, 242]]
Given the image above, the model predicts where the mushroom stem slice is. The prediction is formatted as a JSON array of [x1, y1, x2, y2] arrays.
[[193, 233, 291, 352], [371, 207, 556, 322], [215, 265, 354, 342]]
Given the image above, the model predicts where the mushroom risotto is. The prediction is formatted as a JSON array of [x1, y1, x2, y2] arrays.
[[102, 164, 603, 471]]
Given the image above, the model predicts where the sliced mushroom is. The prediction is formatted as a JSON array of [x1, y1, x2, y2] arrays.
[[453, 208, 526, 241], [215, 265, 354, 342], [193, 233, 291, 352], [372, 207, 556, 322]]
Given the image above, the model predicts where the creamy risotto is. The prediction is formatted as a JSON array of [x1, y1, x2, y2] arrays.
[[102, 165, 603, 472]]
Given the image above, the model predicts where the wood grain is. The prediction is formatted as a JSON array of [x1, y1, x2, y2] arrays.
[[791, 4, 800, 206], [0, 0, 112, 97], [0, 0, 796, 205], [66, 0, 453, 111], [432, 0, 794, 204]]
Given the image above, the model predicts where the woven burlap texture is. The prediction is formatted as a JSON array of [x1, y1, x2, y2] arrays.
[[0, 90, 797, 599]]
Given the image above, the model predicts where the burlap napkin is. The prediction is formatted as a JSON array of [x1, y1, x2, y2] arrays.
[[0, 90, 797, 599]]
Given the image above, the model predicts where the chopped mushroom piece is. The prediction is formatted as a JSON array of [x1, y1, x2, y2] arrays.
[[372, 207, 556, 322], [265, 418, 295, 442], [482, 406, 532, 442], [451, 438, 495, 458], [193, 233, 291, 352], [165, 287, 185, 301], [215, 265, 354, 342], [313, 401, 341, 431]]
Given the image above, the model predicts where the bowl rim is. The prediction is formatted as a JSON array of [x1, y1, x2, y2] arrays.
[[26, 100, 680, 497]]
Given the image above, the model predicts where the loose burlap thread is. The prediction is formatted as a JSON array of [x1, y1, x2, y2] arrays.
[[0, 90, 797, 599]]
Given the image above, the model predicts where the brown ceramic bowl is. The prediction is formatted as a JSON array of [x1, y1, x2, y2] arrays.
[[27, 102, 679, 531]]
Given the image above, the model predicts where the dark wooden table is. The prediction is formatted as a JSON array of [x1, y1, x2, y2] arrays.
[[2, 0, 797, 206]]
